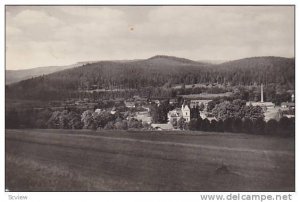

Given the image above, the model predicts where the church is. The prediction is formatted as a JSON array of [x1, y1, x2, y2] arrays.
[[167, 103, 191, 124]]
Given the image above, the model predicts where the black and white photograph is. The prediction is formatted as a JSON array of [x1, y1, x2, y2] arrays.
[[3, 3, 296, 198]]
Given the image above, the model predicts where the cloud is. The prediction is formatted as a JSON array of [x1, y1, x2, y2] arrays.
[[6, 6, 294, 70]]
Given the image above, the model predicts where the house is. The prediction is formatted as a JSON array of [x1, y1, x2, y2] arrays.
[[154, 100, 160, 105], [110, 107, 117, 115], [246, 101, 275, 109], [167, 108, 182, 124], [135, 111, 152, 124], [151, 123, 174, 130], [167, 104, 191, 124], [169, 99, 177, 105], [190, 99, 212, 109], [124, 101, 135, 108], [95, 108, 103, 114]]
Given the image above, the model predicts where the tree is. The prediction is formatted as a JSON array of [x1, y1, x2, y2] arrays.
[[128, 118, 143, 129], [81, 110, 95, 129], [35, 109, 52, 129], [6, 109, 19, 129], [177, 117, 185, 130], [253, 118, 265, 135], [202, 118, 210, 131], [223, 118, 233, 132], [265, 119, 278, 136], [93, 111, 114, 129], [104, 121, 115, 130], [207, 100, 218, 112], [199, 103, 205, 111], [115, 120, 128, 130], [232, 118, 243, 133], [216, 119, 224, 132], [212, 100, 245, 121], [47, 111, 61, 129], [243, 105, 264, 121], [188, 118, 198, 131], [210, 119, 218, 131], [278, 117, 294, 136], [190, 106, 200, 119], [59, 110, 70, 129], [242, 118, 253, 134]]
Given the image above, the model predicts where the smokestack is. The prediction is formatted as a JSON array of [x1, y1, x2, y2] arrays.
[[261, 83, 264, 103]]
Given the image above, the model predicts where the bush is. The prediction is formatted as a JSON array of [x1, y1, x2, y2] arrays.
[[278, 117, 294, 137], [223, 118, 233, 132], [104, 121, 115, 130], [115, 120, 128, 130], [242, 118, 253, 134], [188, 118, 198, 131], [253, 118, 265, 135], [232, 118, 243, 133], [202, 118, 210, 131], [209, 119, 218, 131], [265, 119, 278, 136], [216, 119, 224, 132], [128, 118, 143, 129]]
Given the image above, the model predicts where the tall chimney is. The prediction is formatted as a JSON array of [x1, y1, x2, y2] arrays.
[[261, 83, 264, 103]]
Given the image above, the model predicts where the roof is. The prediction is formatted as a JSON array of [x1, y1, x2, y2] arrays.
[[281, 102, 295, 107], [151, 123, 174, 130]]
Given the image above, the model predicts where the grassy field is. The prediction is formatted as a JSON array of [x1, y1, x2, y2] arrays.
[[5, 129, 295, 191]]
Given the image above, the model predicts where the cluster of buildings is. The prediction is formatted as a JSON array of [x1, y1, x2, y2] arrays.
[[63, 84, 295, 130]]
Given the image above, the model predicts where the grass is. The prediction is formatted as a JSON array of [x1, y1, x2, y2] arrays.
[[5, 129, 295, 191]]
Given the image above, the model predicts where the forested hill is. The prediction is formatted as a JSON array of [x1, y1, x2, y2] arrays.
[[5, 62, 91, 84], [6, 55, 295, 100], [212, 56, 295, 87]]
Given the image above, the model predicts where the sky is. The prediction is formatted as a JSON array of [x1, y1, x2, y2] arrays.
[[6, 6, 294, 70]]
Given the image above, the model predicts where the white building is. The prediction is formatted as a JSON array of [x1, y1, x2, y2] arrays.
[[182, 104, 190, 122], [167, 104, 191, 124], [190, 99, 212, 109]]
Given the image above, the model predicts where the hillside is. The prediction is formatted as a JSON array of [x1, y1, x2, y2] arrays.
[[6, 56, 295, 100], [213, 56, 295, 87], [5, 62, 91, 84]]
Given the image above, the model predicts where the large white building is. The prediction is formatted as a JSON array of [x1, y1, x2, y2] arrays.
[[182, 104, 190, 122], [189, 99, 212, 109], [167, 104, 191, 124]]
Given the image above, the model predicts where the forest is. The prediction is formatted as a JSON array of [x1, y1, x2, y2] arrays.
[[6, 56, 295, 101]]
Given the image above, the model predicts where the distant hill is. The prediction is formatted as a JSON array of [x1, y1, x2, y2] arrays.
[[5, 62, 91, 84], [6, 55, 294, 100], [213, 56, 295, 87]]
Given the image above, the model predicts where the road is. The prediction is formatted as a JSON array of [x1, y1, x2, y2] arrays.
[[5, 129, 295, 191]]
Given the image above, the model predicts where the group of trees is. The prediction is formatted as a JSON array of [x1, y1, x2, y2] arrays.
[[5, 107, 150, 131], [6, 104, 294, 137], [149, 100, 174, 123], [212, 99, 264, 121], [188, 117, 294, 136]]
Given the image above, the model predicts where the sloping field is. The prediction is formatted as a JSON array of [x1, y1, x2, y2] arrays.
[[5, 129, 294, 191]]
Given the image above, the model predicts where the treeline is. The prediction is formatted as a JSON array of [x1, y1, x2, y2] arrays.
[[5, 108, 150, 131], [5, 107, 294, 137], [6, 56, 294, 101], [187, 117, 295, 137]]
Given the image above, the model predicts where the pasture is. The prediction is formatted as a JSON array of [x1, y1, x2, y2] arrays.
[[5, 129, 294, 191]]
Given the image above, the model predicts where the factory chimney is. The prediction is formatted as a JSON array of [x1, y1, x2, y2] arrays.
[[261, 83, 264, 103]]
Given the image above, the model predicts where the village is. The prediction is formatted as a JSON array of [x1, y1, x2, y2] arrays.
[[48, 84, 295, 131]]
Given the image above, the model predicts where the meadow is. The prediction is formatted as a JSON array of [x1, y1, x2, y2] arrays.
[[5, 129, 295, 191]]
